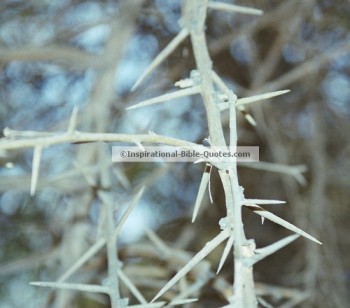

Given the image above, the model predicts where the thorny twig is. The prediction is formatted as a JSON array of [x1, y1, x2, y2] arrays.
[[1, 1, 325, 307]]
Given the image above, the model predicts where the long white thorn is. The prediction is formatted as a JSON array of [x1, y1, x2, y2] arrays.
[[131, 28, 189, 91], [67, 105, 79, 134], [113, 186, 145, 238], [58, 238, 106, 283], [236, 90, 291, 106], [151, 228, 230, 303], [216, 233, 234, 274], [208, 2, 263, 16], [30, 145, 43, 196], [243, 199, 286, 205], [192, 164, 211, 222], [127, 86, 200, 110], [219, 90, 291, 111], [245, 234, 300, 267], [245, 204, 322, 245]]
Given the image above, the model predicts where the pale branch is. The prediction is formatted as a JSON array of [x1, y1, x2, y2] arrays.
[[184, 0, 226, 146], [182, 1, 260, 306], [0, 129, 199, 150]]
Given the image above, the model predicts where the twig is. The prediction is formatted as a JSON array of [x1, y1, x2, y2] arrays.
[[0, 130, 200, 150]]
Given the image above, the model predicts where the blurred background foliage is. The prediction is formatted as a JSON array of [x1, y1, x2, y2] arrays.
[[0, 0, 349, 307]]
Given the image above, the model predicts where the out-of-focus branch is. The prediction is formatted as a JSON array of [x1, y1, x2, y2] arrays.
[[0, 46, 101, 69], [256, 43, 350, 93]]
